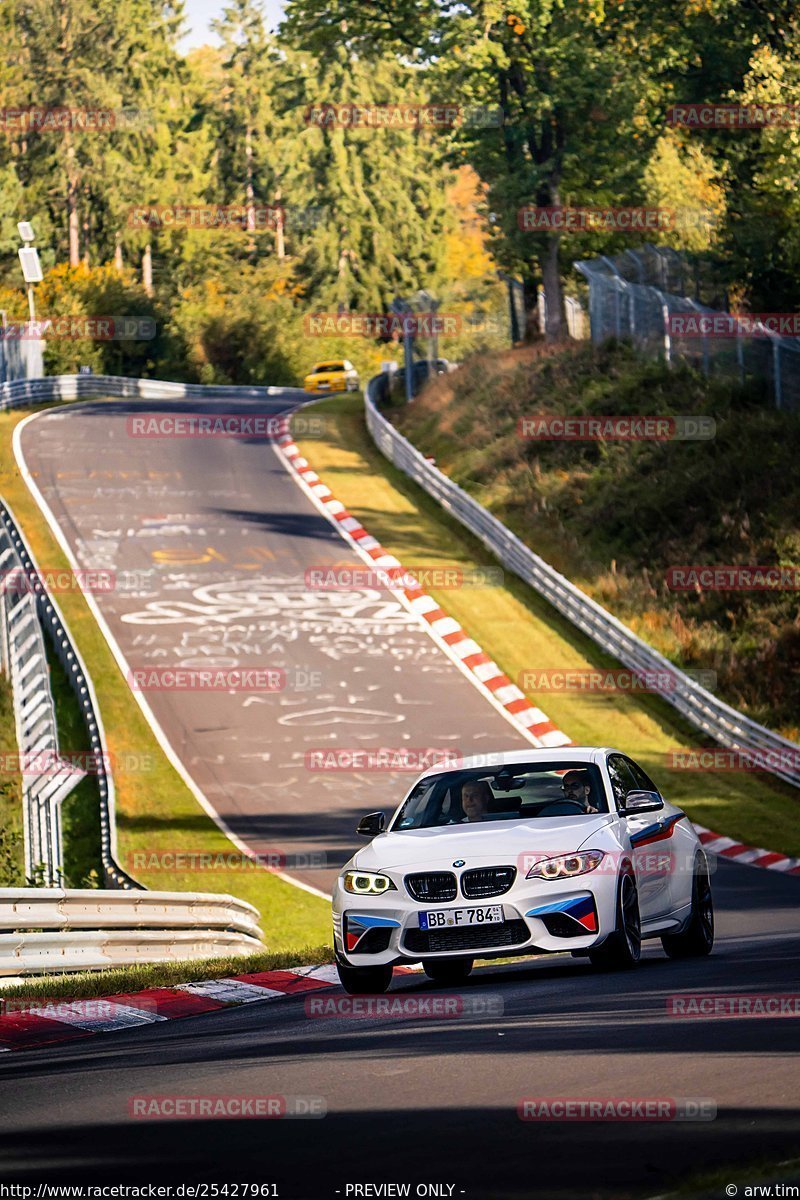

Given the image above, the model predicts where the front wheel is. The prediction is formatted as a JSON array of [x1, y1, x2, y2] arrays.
[[590, 872, 641, 970], [662, 858, 714, 959], [336, 960, 393, 995], [422, 957, 474, 984]]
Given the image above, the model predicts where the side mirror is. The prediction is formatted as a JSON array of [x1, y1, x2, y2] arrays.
[[356, 811, 386, 837], [622, 790, 664, 815]]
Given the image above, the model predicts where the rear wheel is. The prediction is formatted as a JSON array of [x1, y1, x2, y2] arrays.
[[662, 858, 714, 959], [589, 872, 641, 970], [336, 961, 393, 995], [422, 957, 474, 984]]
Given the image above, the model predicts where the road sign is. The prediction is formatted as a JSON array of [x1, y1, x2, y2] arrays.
[[17, 221, 35, 243], [18, 246, 43, 283]]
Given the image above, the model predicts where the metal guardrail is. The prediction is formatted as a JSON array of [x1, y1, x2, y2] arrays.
[[0, 374, 307, 410], [364, 376, 800, 790], [0, 515, 84, 886], [0, 499, 138, 890], [0, 929, 264, 976], [0, 888, 262, 975], [0, 887, 261, 936]]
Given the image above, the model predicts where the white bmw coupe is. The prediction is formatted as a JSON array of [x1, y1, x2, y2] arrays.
[[332, 747, 714, 994]]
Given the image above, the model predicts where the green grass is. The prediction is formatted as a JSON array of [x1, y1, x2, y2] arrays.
[[0, 943, 333, 1005], [0, 672, 24, 885], [395, 341, 800, 740], [652, 1155, 800, 1199], [44, 637, 104, 888], [294, 394, 800, 858], [0, 402, 330, 950]]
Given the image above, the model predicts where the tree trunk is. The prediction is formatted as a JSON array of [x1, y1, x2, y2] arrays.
[[244, 123, 256, 258], [274, 187, 285, 260], [142, 242, 153, 296], [114, 233, 124, 273], [65, 127, 81, 267], [59, 0, 80, 267], [538, 235, 565, 342], [81, 187, 90, 265]]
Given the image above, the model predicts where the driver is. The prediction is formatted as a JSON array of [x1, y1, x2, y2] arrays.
[[561, 770, 599, 813], [460, 779, 492, 823]]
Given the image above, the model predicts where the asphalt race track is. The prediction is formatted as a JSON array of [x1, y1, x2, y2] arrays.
[[17, 394, 531, 893], [0, 860, 798, 1195], [6, 393, 799, 1196]]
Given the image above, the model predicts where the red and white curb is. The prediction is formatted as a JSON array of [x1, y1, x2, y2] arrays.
[[0, 965, 340, 1052], [273, 418, 571, 750], [693, 823, 800, 875], [274, 412, 800, 881]]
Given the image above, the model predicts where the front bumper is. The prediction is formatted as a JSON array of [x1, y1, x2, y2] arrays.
[[304, 379, 347, 392], [333, 881, 616, 967]]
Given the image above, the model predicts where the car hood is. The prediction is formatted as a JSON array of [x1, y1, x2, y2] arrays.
[[353, 815, 617, 871]]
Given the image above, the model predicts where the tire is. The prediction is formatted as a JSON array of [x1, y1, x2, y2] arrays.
[[422, 957, 474, 984], [662, 857, 714, 959], [336, 960, 393, 995], [589, 872, 641, 970]]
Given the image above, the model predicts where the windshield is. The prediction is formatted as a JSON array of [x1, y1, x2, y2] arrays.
[[312, 362, 343, 373], [390, 762, 608, 831]]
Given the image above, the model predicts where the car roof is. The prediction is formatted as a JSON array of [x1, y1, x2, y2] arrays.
[[312, 360, 345, 369], [416, 746, 619, 780]]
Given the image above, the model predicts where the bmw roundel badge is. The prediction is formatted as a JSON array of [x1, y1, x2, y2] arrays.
[[453, 859, 465, 867]]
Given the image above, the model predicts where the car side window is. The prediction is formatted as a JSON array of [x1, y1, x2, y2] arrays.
[[606, 755, 639, 808], [625, 757, 660, 796]]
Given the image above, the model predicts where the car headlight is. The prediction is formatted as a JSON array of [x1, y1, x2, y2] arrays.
[[526, 850, 605, 880], [342, 871, 397, 895]]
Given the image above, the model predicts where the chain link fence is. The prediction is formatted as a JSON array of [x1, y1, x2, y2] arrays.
[[575, 245, 800, 412]]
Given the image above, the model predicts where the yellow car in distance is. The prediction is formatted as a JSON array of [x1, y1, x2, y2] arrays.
[[303, 359, 360, 393]]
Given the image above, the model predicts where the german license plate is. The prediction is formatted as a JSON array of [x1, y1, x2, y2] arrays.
[[419, 905, 503, 930]]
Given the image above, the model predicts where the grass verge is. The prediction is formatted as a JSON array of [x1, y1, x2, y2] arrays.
[[44, 636, 103, 887], [294, 394, 800, 858], [0, 402, 330, 950], [0, 672, 24, 885], [395, 342, 800, 739], [0, 943, 333, 1005]]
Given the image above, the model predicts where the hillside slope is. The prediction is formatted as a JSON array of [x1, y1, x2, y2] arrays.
[[393, 342, 800, 740]]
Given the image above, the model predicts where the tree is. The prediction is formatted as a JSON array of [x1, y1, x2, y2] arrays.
[[277, 46, 455, 313], [282, 1, 647, 340]]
